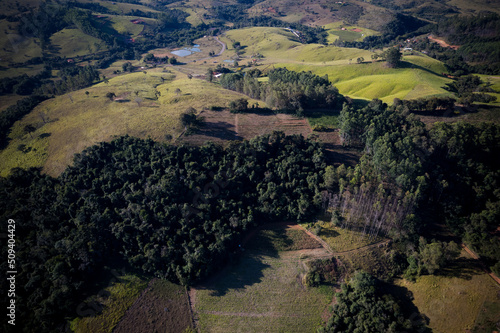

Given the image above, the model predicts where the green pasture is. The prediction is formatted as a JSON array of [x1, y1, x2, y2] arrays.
[[195, 227, 333, 333], [306, 109, 340, 129], [274, 58, 452, 103], [107, 15, 156, 37], [50, 28, 108, 58], [396, 250, 500, 333]]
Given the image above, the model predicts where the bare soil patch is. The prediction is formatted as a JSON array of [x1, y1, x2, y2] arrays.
[[114, 279, 193, 333], [180, 109, 312, 145], [181, 109, 360, 166], [237, 112, 312, 138], [428, 35, 460, 50]]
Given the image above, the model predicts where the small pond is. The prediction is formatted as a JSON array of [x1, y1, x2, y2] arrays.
[[171, 44, 201, 57]]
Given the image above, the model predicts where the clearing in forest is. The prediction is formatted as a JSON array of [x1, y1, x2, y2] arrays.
[[192, 224, 335, 333]]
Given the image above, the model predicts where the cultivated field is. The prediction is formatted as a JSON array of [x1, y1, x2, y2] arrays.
[[191, 224, 334, 333], [114, 279, 194, 333]]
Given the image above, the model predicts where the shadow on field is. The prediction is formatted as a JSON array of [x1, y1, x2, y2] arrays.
[[318, 228, 340, 238], [201, 228, 280, 297], [437, 257, 482, 280], [380, 281, 432, 333], [196, 121, 242, 141], [400, 60, 441, 77]]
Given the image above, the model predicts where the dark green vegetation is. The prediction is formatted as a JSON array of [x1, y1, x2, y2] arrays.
[[318, 272, 422, 333], [336, 99, 500, 277], [2, 99, 499, 331], [0, 132, 327, 332], [221, 68, 345, 114], [0, 95, 48, 149], [433, 12, 500, 73]]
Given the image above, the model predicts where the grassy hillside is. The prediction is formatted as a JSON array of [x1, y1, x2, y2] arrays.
[[50, 28, 108, 58], [396, 250, 500, 333], [0, 19, 43, 67], [223, 27, 372, 63], [274, 58, 452, 103], [0, 68, 263, 177], [107, 15, 156, 37], [223, 27, 301, 59]]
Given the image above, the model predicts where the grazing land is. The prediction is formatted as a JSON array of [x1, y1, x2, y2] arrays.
[[192, 224, 334, 333], [396, 250, 500, 333], [0, 69, 262, 176]]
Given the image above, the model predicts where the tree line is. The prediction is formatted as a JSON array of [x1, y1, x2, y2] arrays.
[[0, 95, 48, 149]]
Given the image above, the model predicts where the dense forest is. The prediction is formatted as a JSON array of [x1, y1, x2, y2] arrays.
[[221, 68, 345, 114], [318, 272, 423, 333], [0, 133, 328, 332], [336, 99, 500, 276]]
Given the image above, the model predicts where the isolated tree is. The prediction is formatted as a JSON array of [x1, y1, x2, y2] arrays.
[[356, 57, 364, 64], [180, 108, 200, 129], [187, 73, 193, 80], [229, 98, 248, 112], [206, 68, 214, 83], [39, 112, 48, 124], [135, 97, 143, 107], [85, 91, 90, 97], [384, 47, 402, 68], [174, 88, 181, 96], [23, 124, 36, 138], [106, 92, 116, 101]]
